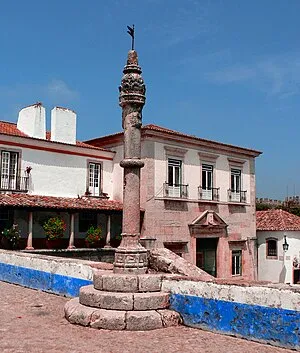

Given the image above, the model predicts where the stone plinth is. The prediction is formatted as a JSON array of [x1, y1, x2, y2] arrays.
[[94, 272, 162, 292], [113, 246, 148, 274], [64, 272, 182, 331]]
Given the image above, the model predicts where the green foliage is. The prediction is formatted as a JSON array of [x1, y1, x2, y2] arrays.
[[85, 226, 102, 244], [284, 207, 300, 217], [43, 217, 66, 240], [256, 203, 273, 211], [2, 224, 21, 248]]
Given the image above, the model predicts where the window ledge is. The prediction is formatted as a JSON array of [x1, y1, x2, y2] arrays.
[[198, 199, 220, 204], [154, 197, 251, 206], [157, 197, 190, 202], [227, 201, 248, 206], [266, 256, 278, 260]]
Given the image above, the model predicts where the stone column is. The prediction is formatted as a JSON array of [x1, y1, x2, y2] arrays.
[[104, 214, 112, 248], [25, 211, 34, 250], [67, 213, 76, 249], [113, 50, 148, 274]]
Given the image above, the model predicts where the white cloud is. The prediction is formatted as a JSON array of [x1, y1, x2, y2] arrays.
[[206, 52, 300, 99], [47, 79, 78, 101]]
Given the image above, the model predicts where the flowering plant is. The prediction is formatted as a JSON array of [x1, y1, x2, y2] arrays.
[[43, 217, 66, 240], [2, 224, 21, 248], [85, 226, 102, 244]]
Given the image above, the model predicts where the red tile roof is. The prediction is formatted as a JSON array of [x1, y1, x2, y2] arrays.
[[86, 124, 262, 156], [0, 193, 123, 211], [0, 121, 107, 151], [0, 121, 28, 137], [256, 209, 300, 231]]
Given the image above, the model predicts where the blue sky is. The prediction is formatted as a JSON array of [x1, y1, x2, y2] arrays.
[[0, 0, 299, 199]]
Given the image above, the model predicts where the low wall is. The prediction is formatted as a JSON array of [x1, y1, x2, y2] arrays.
[[22, 248, 115, 263], [163, 277, 300, 350], [0, 250, 299, 350], [0, 250, 93, 297]]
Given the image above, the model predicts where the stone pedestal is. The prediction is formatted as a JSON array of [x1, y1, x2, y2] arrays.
[[64, 272, 182, 331], [114, 246, 148, 274]]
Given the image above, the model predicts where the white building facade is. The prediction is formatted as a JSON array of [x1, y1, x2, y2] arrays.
[[257, 209, 300, 285], [87, 124, 261, 280], [0, 103, 122, 249]]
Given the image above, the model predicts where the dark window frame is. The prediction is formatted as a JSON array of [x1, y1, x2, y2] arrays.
[[266, 238, 278, 259], [232, 249, 242, 276]]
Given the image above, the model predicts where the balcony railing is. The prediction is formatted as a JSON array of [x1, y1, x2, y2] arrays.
[[198, 186, 219, 201], [228, 189, 247, 203], [163, 183, 188, 199], [0, 175, 29, 192]]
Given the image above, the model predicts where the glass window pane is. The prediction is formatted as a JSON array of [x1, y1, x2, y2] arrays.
[[168, 166, 173, 185], [208, 171, 212, 189], [202, 170, 207, 188], [174, 166, 180, 185]]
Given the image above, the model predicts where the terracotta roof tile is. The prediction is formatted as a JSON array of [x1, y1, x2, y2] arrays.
[[0, 121, 107, 151], [0, 121, 28, 137], [256, 209, 300, 231], [0, 193, 123, 211]]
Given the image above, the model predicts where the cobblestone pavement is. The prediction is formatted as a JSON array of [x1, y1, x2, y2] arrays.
[[0, 281, 294, 353]]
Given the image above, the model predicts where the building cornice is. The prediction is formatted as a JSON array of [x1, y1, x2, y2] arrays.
[[0, 135, 114, 160]]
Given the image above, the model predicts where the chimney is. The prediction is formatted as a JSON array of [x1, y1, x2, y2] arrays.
[[51, 107, 76, 145], [17, 103, 46, 139]]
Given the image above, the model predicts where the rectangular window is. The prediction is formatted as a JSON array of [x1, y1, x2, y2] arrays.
[[266, 239, 278, 258], [88, 163, 101, 196], [230, 169, 242, 202], [202, 164, 213, 200], [1, 151, 18, 190], [167, 159, 182, 198], [231, 169, 241, 192], [232, 250, 242, 276], [168, 159, 181, 186]]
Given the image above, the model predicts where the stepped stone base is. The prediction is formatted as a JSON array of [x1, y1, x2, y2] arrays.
[[65, 298, 181, 331], [64, 272, 182, 331]]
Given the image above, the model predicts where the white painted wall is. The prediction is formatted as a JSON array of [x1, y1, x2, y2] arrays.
[[17, 104, 46, 139], [51, 107, 76, 145], [257, 230, 300, 284], [0, 135, 114, 198], [110, 145, 123, 201], [162, 278, 300, 311]]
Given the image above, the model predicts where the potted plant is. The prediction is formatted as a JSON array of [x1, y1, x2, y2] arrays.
[[43, 216, 66, 249], [85, 225, 103, 248], [1, 224, 21, 250]]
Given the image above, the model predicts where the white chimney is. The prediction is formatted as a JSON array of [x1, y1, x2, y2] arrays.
[[17, 103, 46, 139], [51, 107, 77, 145]]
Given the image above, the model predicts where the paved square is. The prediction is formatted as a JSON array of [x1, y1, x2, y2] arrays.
[[0, 282, 294, 353]]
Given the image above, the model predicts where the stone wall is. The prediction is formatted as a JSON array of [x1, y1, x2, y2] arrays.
[[163, 277, 300, 350]]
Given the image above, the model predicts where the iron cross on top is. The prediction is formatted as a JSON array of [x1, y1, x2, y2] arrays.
[[127, 24, 135, 50]]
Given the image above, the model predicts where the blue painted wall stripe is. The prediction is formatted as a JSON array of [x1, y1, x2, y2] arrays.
[[0, 262, 92, 297], [170, 293, 300, 350]]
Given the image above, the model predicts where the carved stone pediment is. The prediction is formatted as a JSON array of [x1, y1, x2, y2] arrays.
[[189, 210, 228, 237]]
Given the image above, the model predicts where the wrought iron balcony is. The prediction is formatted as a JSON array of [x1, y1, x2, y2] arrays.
[[163, 182, 188, 199], [198, 186, 219, 201], [0, 175, 29, 192], [228, 189, 247, 203]]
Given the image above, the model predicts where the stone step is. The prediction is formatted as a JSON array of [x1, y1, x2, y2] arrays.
[[93, 272, 163, 293], [79, 285, 170, 311], [65, 298, 182, 331]]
